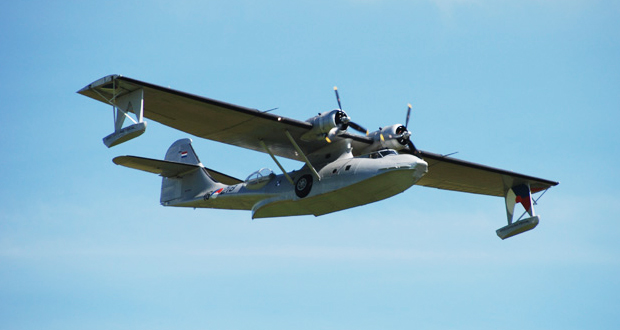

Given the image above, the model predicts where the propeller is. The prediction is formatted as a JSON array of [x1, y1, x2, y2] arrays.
[[334, 86, 343, 110], [325, 110, 350, 143], [402, 103, 419, 155], [405, 103, 412, 128], [348, 121, 368, 134], [333, 86, 369, 136], [379, 103, 419, 154]]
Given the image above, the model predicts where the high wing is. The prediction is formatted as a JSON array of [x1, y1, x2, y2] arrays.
[[415, 151, 558, 197], [78, 75, 369, 162], [410, 150, 558, 239], [80, 75, 558, 239], [79, 75, 558, 197]]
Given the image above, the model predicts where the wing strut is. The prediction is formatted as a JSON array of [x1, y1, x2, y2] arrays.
[[259, 140, 295, 185], [88, 76, 147, 148], [284, 130, 321, 181]]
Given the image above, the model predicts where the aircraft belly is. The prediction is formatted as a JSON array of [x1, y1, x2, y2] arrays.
[[253, 167, 421, 218], [171, 177, 293, 211], [311, 168, 421, 216], [172, 192, 274, 210]]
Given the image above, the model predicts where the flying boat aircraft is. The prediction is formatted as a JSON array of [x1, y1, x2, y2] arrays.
[[78, 75, 559, 239]]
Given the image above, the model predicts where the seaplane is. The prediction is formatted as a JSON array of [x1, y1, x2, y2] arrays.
[[78, 75, 559, 239]]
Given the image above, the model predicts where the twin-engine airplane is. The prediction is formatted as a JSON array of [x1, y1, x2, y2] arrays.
[[79, 75, 558, 239]]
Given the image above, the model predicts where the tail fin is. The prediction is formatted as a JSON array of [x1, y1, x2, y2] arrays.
[[160, 139, 220, 205], [164, 138, 203, 165], [113, 138, 229, 206]]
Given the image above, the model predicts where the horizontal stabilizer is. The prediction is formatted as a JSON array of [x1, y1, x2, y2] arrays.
[[113, 155, 243, 184], [113, 156, 199, 177]]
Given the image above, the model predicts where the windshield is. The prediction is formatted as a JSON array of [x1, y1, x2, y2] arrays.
[[379, 149, 397, 157], [359, 149, 398, 159]]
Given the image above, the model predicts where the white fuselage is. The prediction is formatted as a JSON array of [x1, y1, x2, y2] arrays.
[[172, 150, 428, 218]]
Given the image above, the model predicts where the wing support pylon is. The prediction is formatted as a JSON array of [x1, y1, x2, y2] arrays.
[[259, 139, 295, 185], [90, 76, 146, 148], [284, 130, 321, 181], [496, 183, 540, 240]]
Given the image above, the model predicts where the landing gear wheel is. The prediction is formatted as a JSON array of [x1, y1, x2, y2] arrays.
[[295, 174, 313, 198]]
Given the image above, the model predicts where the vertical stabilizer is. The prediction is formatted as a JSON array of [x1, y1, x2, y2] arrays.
[[160, 139, 220, 205], [164, 138, 203, 165]]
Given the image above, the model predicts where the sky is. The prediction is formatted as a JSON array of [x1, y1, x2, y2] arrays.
[[1, 0, 619, 329]]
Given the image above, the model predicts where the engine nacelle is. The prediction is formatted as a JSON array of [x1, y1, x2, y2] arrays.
[[367, 124, 409, 151], [300, 109, 349, 141]]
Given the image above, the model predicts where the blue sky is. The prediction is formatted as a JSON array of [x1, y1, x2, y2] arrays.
[[1, 0, 619, 329]]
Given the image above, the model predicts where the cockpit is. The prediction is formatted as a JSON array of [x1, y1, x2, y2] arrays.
[[358, 149, 399, 159], [245, 168, 275, 189]]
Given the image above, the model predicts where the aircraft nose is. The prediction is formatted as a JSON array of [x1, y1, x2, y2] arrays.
[[393, 154, 427, 178], [413, 158, 428, 178], [416, 158, 428, 172]]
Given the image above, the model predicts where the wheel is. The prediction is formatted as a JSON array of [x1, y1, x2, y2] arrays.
[[295, 174, 313, 198]]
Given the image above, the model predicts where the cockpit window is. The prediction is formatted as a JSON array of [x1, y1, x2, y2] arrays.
[[245, 168, 274, 183], [244, 168, 275, 190], [379, 149, 397, 157], [358, 149, 398, 159]]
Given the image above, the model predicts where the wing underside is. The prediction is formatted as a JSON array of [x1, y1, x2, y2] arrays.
[[78, 75, 368, 162], [416, 151, 558, 197]]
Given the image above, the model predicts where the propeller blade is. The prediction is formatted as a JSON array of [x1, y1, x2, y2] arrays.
[[407, 140, 420, 155], [405, 103, 412, 129], [348, 121, 369, 136], [334, 86, 343, 110], [325, 127, 339, 143], [332, 87, 368, 135]]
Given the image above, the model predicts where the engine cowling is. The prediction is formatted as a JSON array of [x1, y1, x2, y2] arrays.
[[368, 124, 410, 151], [300, 109, 350, 141]]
